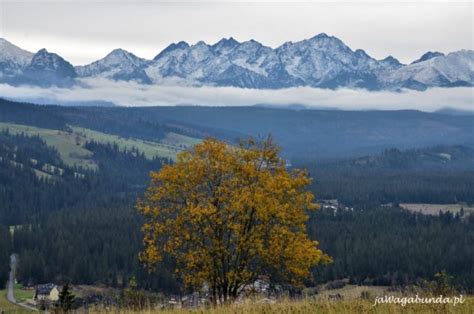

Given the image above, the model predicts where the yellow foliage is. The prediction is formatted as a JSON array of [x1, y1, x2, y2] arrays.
[[137, 137, 330, 303]]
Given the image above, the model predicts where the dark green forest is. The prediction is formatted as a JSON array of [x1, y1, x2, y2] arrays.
[[0, 131, 172, 290], [310, 207, 474, 290], [303, 146, 474, 206], [1, 98, 474, 293], [0, 131, 169, 225]]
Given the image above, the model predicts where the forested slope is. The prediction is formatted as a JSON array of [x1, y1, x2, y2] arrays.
[[305, 145, 474, 206], [2, 98, 473, 159]]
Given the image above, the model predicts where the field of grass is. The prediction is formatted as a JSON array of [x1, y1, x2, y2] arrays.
[[0, 122, 96, 170], [400, 203, 474, 216], [13, 284, 34, 303], [309, 284, 389, 301], [71, 127, 185, 161], [161, 132, 201, 148], [0, 122, 201, 170], [3, 284, 472, 313], [0, 289, 28, 313], [89, 296, 474, 313]]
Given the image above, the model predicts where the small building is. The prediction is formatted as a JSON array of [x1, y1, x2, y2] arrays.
[[252, 275, 270, 293], [35, 283, 60, 301], [243, 275, 271, 296]]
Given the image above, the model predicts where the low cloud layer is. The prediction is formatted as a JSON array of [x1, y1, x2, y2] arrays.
[[1, 78, 473, 112]]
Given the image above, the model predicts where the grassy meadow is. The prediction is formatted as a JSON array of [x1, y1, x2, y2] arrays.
[[2, 295, 471, 313], [87, 296, 474, 314], [5, 282, 471, 313], [0, 289, 28, 313], [0, 122, 201, 170], [12, 284, 34, 303], [71, 127, 195, 161]]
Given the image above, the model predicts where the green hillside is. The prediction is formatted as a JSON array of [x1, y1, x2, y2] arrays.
[[0, 122, 200, 169], [2, 98, 474, 160]]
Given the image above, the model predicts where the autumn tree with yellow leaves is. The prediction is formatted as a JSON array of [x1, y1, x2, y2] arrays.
[[138, 138, 330, 304]]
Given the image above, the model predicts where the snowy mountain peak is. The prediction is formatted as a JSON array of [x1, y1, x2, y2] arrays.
[[449, 49, 474, 59], [153, 41, 190, 60], [379, 56, 404, 70], [308, 33, 344, 45], [76, 48, 150, 83], [355, 49, 370, 58], [411, 51, 445, 64], [29, 48, 75, 74], [238, 39, 262, 49], [226, 37, 239, 45], [0, 38, 33, 68], [381, 49, 473, 90], [311, 33, 330, 40], [302, 33, 351, 54], [194, 41, 208, 47], [212, 37, 240, 50], [1, 37, 472, 90], [18, 48, 77, 86], [103, 48, 144, 65], [381, 56, 403, 65], [108, 48, 129, 56]]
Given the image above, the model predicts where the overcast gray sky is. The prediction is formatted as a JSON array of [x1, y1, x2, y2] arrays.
[[1, 0, 472, 65]]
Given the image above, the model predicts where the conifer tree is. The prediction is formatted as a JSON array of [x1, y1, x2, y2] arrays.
[[56, 282, 74, 312]]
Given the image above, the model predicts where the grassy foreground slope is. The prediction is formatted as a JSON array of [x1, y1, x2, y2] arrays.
[[89, 296, 474, 314], [0, 122, 200, 169], [0, 286, 34, 313], [0, 290, 28, 313]]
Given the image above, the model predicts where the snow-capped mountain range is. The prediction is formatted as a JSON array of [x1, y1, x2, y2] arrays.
[[1, 34, 473, 90]]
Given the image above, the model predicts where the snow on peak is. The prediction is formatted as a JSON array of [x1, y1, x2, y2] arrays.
[[378, 56, 404, 71], [75, 48, 150, 83], [0, 38, 34, 67], [311, 33, 330, 39], [215, 37, 239, 46], [307, 33, 347, 48], [381, 50, 473, 89], [355, 49, 370, 58], [153, 41, 190, 60], [212, 37, 240, 54], [103, 48, 145, 67], [28, 48, 75, 74], [1, 37, 472, 90], [411, 51, 445, 64], [381, 56, 403, 65]]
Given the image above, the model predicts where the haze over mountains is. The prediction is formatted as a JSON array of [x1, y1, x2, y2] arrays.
[[1, 34, 473, 91]]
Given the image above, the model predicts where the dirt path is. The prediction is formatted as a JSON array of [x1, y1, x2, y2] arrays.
[[6, 254, 37, 311]]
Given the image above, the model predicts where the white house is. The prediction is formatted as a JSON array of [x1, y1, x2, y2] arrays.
[[35, 283, 60, 301]]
